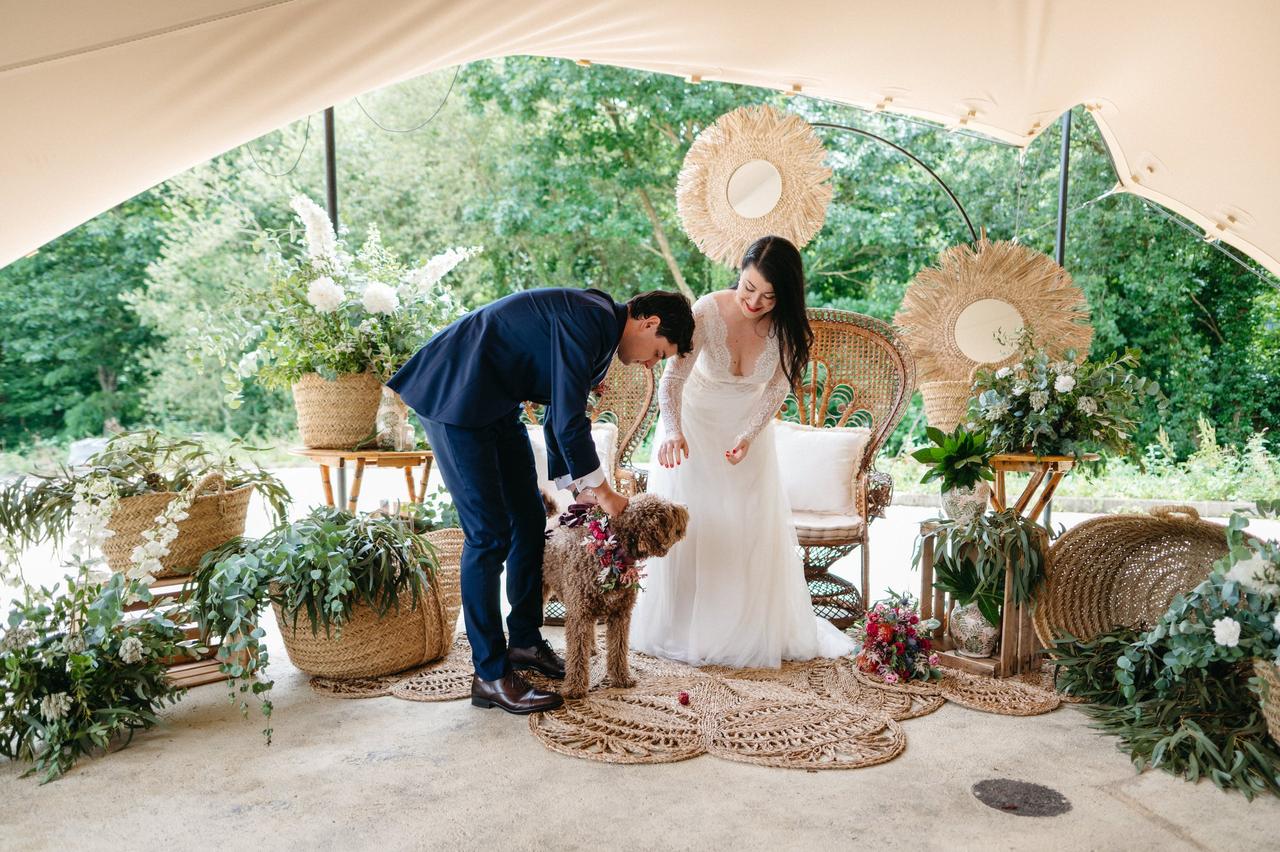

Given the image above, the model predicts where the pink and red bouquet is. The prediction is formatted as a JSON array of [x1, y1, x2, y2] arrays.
[[563, 504, 645, 592], [855, 590, 942, 683]]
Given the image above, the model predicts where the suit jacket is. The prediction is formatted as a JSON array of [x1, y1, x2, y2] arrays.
[[387, 287, 627, 483]]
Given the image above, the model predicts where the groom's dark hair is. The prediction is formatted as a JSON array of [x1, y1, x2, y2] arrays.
[[627, 291, 695, 355]]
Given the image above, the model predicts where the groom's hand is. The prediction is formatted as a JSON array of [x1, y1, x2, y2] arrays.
[[584, 481, 629, 518]]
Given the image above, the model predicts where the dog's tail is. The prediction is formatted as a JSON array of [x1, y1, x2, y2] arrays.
[[540, 489, 558, 519]]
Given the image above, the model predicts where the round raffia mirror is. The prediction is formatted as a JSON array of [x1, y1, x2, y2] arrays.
[[953, 299, 1025, 363], [895, 239, 1092, 430], [726, 159, 783, 218], [677, 105, 832, 266]]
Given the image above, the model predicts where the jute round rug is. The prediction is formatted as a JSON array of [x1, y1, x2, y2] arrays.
[[310, 636, 1064, 770]]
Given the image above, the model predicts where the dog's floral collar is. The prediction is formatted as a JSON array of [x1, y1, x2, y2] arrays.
[[556, 503, 645, 591]]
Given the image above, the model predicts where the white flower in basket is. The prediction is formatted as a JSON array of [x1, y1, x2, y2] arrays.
[[306, 276, 344, 313], [1226, 557, 1280, 596], [362, 281, 400, 315], [1054, 374, 1077, 393]]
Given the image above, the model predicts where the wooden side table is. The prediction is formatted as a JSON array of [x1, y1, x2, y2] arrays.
[[289, 448, 434, 512], [988, 452, 1098, 523]]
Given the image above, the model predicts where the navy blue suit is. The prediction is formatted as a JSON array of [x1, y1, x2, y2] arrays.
[[388, 288, 627, 679]]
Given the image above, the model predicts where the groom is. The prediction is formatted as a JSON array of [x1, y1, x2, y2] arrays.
[[388, 287, 695, 714]]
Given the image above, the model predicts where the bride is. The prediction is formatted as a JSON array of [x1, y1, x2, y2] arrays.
[[630, 235, 856, 667]]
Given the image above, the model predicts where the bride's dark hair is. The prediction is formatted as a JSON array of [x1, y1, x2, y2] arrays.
[[733, 235, 813, 389]]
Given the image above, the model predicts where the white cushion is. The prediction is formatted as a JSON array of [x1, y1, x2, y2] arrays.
[[526, 421, 618, 513], [792, 510, 866, 544], [774, 420, 869, 515]]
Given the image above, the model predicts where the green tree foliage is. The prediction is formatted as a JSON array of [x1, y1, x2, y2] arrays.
[[0, 191, 167, 445]]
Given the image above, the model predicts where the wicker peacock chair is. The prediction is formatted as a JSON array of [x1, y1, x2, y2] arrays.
[[778, 308, 916, 627]]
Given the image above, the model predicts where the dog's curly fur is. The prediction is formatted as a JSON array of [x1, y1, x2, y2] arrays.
[[542, 493, 689, 698]]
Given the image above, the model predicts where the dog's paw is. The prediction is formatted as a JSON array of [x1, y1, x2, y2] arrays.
[[610, 677, 636, 690], [561, 686, 588, 700]]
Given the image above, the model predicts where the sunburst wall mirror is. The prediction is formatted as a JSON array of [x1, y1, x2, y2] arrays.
[[676, 105, 832, 266], [895, 239, 1093, 429]]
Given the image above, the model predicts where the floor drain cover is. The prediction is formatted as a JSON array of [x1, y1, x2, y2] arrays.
[[972, 779, 1072, 817]]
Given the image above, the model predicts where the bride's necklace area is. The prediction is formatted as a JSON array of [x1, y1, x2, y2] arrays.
[[720, 299, 773, 377]]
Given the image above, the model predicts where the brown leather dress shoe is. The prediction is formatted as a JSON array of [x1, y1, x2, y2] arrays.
[[507, 639, 566, 679], [471, 671, 564, 715]]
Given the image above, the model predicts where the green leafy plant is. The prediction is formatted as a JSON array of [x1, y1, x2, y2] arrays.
[[0, 570, 186, 782], [910, 425, 996, 492], [191, 506, 443, 736], [969, 329, 1166, 458], [914, 509, 1047, 626], [0, 430, 290, 559]]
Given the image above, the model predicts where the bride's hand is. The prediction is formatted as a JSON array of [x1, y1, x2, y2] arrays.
[[657, 434, 689, 468], [725, 438, 750, 465]]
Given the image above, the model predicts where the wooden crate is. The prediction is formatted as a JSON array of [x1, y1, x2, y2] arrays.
[[123, 575, 240, 689], [917, 521, 1045, 678]]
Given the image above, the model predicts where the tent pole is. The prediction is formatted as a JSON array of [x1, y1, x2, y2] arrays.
[[324, 106, 339, 231], [1053, 109, 1072, 266]]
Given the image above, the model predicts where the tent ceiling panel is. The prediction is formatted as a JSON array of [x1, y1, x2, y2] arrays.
[[0, 0, 1276, 278]]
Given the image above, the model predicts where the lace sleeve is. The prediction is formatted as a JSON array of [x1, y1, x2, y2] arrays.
[[735, 358, 791, 445], [658, 296, 708, 437]]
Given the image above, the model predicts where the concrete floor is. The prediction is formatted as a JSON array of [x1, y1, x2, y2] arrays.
[[3, 466, 1279, 850]]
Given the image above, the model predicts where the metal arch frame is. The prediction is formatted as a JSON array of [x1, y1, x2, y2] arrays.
[[809, 121, 980, 245]]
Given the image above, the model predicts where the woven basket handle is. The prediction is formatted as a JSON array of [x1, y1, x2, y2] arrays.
[[1150, 504, 1199, 520], [191, 471, 226, 496]]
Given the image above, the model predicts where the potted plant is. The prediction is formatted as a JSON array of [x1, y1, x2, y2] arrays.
[[0, 430, 289, 587], [916, 509, 1047, 658], [212, 196, 478, 449], [0, 569, 186, 782], [969, 329, 1165, 458], [193, 498, 464, 726], [910, 424, 995, 521]]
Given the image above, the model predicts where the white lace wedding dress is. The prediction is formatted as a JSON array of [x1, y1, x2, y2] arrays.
[[630, 294, 856, 667]]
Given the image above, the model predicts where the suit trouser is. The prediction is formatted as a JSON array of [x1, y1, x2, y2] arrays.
[[418, 409, 547, 680]]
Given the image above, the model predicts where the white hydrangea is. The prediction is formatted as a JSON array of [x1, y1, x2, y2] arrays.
[[40, 692, 72, 722], [0, 625, 36, 654], [362, 281, 400, 315], [291, 195, 338, 262], [1225, 557, 1280, 596], [1051, 360, 1077, 375], [1029, 391, 1049, 412], [1077, 396, 1098, 416], [1212, 616, 1241, 647], [306, 276, 344, 313], [1054, 374, 1077, 394], [118, 635, 145, 665]]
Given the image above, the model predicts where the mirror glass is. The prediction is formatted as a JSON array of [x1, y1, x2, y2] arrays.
[[954, 298, 1024, 363], [726, 159, 783, 218]]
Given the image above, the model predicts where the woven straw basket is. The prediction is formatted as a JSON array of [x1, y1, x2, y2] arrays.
[[291, 371, 382, 449], [103, 473, 252, 579], [1253, 660, 1280, 745], [275, 527, 464, 679], [920, 379, 971, 431], [1034, 505, 1232, 646]]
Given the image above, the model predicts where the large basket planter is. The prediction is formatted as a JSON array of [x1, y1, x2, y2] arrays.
[[1255, 660, 1280, 746], [291, 371, 382, 449], [274, 528, 464, 679], [1034, 505, 1237, 646], [103, 474, 252, 579]]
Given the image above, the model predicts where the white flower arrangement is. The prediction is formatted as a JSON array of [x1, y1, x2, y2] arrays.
[[1226, 557, 1280, 597], [1054, 374, 1077, 394], [126, 488, 195, 586], [305, 276, 345, 313], [361, 281, 400, 315], [39, 691, 72, 722], [1029, 390, 1049, 412], [118, 635, 145, 664]]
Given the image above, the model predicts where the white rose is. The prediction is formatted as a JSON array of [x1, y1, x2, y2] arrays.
[[1212, 616, 1242, 647], [306, 276, 344, 313], [996, 367, 1011, 379], [1054, 374, 1077, 393], [362, 282, 400, 315]]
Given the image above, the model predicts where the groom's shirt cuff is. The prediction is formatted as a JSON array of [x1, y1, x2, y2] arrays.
[[556, 467, 606, 493]]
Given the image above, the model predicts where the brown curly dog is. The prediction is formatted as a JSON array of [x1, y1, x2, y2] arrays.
[[542, 493, 689, 698]]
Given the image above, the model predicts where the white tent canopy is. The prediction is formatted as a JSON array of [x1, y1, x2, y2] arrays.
[[2, 0, 1277, 276]]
